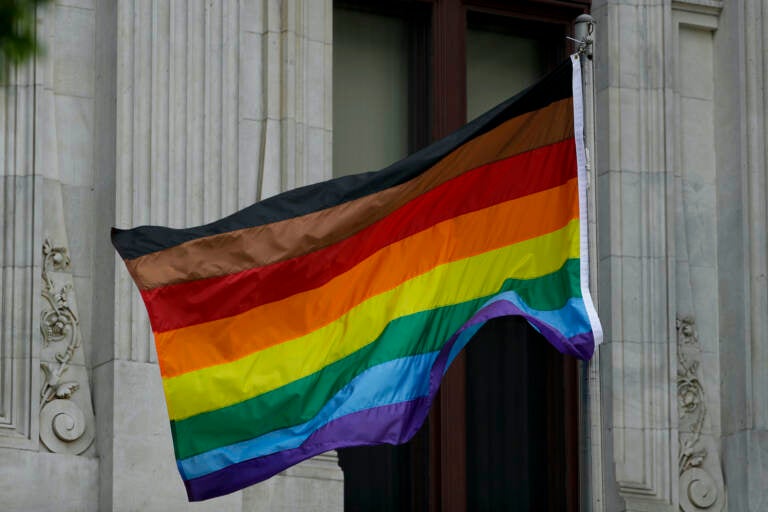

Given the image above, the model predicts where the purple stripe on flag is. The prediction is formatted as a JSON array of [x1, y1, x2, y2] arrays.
[[184, 397, 432, 501], [444, 297, 596, 364], [183, 290, 595, 501], [480, 298, 595, 359], [184, 302, 498, 500]]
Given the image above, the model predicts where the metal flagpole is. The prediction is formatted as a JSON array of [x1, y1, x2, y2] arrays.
[[574, 17, 597, 297], [573, 13, 605, 512]]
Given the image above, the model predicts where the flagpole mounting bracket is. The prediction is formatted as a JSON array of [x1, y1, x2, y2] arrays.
[[572, 14, 594, 59]]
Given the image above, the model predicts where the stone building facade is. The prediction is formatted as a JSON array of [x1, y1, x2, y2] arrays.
[[0, 0, 766, 511]]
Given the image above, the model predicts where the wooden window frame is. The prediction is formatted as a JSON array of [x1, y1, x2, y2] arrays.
[[333, 1, 589, 510], [430, 3, 586, 511]]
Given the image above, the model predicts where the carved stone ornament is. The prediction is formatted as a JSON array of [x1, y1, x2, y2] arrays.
[[40, 239, 75, 348], [39, 399, 93, 455], [676, 316, 725, 511], [39, 239, 94, 454]]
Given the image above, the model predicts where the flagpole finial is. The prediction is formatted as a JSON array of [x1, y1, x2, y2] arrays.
[[573, 14, 595, 58]]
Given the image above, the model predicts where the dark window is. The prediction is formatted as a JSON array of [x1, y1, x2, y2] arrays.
[[334, 1, 587, 510]]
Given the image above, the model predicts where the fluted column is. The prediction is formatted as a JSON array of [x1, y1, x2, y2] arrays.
[[100, 0, 337, 509], [716, 1, 768, 509], [591, 1, 734, 511], [592, 0, 679, 509], [0, 59, 40, 453]]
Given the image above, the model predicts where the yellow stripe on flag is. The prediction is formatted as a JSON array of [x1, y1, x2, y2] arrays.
[[163, 219, 581, 420]]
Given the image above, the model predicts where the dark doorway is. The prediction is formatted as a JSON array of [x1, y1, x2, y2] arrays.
[[338, 318, 578, 512], [334, 1, 587, 510], [466, 317, 578, 512]]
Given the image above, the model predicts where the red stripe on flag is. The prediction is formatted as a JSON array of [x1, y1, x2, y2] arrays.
[[142, 138, 576, 333]]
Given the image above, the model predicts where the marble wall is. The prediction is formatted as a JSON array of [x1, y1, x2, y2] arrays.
[[1, 0, 767, 511], [0, 1, 341, 511], [715, 1, 768, 510], [95, 0, 341, 510], [589, 0, 768, 510], [1, 1, 101, 509]]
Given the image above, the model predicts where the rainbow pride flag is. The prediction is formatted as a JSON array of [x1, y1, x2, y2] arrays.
[[112, 55, 602, 501]]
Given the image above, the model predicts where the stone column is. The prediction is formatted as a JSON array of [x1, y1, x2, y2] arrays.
[[592, 0, 679, 510], [1, 2, 101, 509], [715, 1, 768, 510], [93, 0, 339, 510], [591, 1, 738, 510], [0, 54, 40, 457], [670, 4, 726, 511]]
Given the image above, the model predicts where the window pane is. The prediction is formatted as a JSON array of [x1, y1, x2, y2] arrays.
[[465, 15, 569, 512], [333, 9, 409, 177], [466, 27, 548, 121]]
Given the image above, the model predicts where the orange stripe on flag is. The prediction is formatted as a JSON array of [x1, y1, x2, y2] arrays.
[[155, 178, 580, 378]]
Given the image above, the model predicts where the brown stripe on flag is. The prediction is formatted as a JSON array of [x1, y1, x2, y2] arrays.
[[126, 99, 573, 290]]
